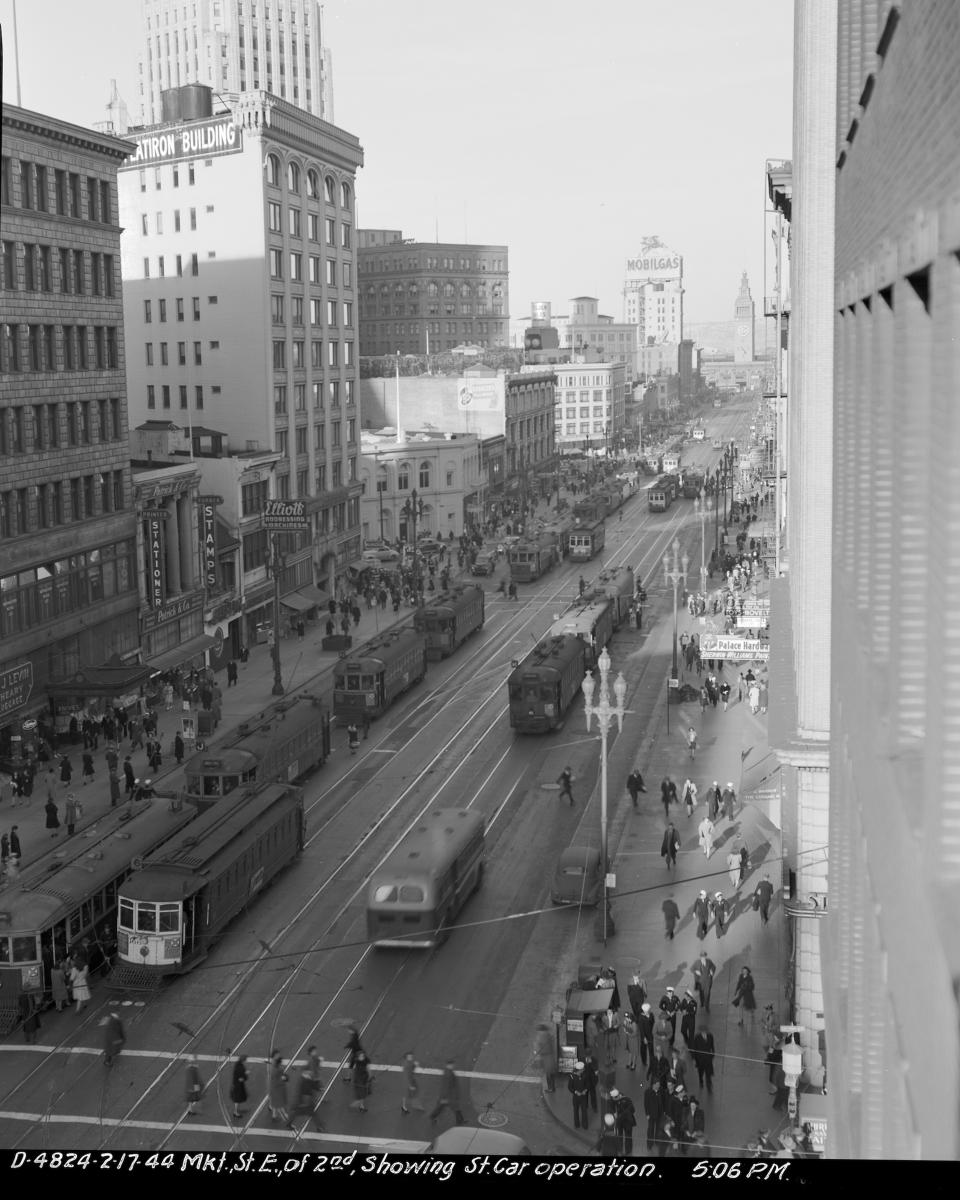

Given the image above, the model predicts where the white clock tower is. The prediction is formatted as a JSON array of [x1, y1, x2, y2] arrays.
[[734, 271, 755, 363]]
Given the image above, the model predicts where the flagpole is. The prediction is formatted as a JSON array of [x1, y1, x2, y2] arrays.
[[395, 350, 402, 444]]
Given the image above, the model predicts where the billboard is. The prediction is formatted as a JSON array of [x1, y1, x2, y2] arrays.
[[263, 500, 308, 531], [457, 376, 504, 412], [124, 116, 242, 168], [625, 235, 682, 282]]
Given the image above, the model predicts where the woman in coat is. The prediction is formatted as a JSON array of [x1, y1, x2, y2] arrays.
[[69, 962, 90, 1013], [45, 794, 60, 836], [350, 1051, 371, 1113], [732, 966, 757, 1028], [185, 1055, 203, 1115], [267, 1052, 292, 1127], [622, 1011, 640, 1071], [59, 756, 72, 785], [229, 1054, 248, 1119], [50, 961, 69, 1011]]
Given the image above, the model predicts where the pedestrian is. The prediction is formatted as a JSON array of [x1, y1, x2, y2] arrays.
[[627, 974, 647, 1023], [303, 1044, 324, 1111], [297, 620, 305, 641], [753, 873, 775, 924], [123, 756, 135, 793], [569, 1061, 590, 1130], [758, 678, 768, 713], [400, 1050, 425, 1113], [0, 832, 8, 865], [692, 951, 716, 1014], [684, 1096, 706, 1152], [557, 766, 575, 806], [668, 1048, 688, 1093], [10, 825, 21, 858], [59, 755, 72, 787], [739, 843, 750, 886], [661, 891, 680, 940], [691, 1027, 716, 1093], [429, 1060, 465, 1125], [595, 1112, 620, 1156], [227, 660, 238, 686], [45, 794, 61, 837], [682, 778, 697, 820], [660, 822, 680, 871], [721, 781, 737, 820], [343, 1025, 364, 1079], [712, 892, 729, 937], [638, 1002, 655, 1067], [185, 1054, 203, 1115], [51, 960, 69, 1011], [748, 682, 761, 713], [109, 771, 121, 806], [614, 1091, 637, 1156], [626, 768, 646, 810], [582, 1050, 599, 1113], [22, 998, 42, 1045], [534, 1023, 557, 1096], [707, 780, 721, 821], [738, 672, 745, 703], [102, 1008, 126, 1066], [660, 776, 674, 821], [69, 961, 90, 1013], [726, 847, 740, 889], [174, 732, 184, 764], [239, 644, 249, 664], [64, 793, 81, 836], [659, 985, 680, 1045], [653, 1009, 673, 1063], [693, 889, 710, 940], [679, 990, 698, 1047], [644, 1078, 663, 1151], [622, 1011, 640, 1071], [230, 1053, 248, 1119], [699, 685, 708, 713], [267, 1051, 293, 1127], [347, 723, 359, 754], [686, 725, 697, 760], [600, 1006, 620, 1066], [732, 966, 757, 1027], [149, 741, 162, 774], [719, 680, 731, 710], [697, 814, 714, 859]]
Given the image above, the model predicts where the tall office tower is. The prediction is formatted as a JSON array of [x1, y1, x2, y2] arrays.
[[622, 236, 684, 344], [733, 271, 755, 363], [139, 0, 334, 126]]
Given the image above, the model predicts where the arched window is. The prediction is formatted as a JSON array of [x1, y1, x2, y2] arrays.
[[287, 161, 300, 192], [340, 181, 351, 210], [408, 284, 419, 296], [324, 175, 336, 204], [398, 461, 410, 489], [460, 283, 472, 298], [442, 283, 455, 298], [307, 168, 320, 199], [419, 461, 431, 488], [427, 282, 439, 298], [394, 283, 404, 296], [266, 153, 281, 186]]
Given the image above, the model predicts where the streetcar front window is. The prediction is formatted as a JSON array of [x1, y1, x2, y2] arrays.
[[0, 938, 9, 963], [374, 885, 398, 903], [508, 684, 521, 700], [399, 885, 425, 903], [119, 898, 134, 929], [12, 935, 38, 963], [186, 772, 201, 793], [136, 904, 157, 933], [346, 673, 361, 691], [361, 674, 375, 689], [158, 904, 180, 933], [222, 774, 241, 795]]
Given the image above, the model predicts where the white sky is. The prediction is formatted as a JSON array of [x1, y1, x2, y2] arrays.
[[1, 0, 794, 325]]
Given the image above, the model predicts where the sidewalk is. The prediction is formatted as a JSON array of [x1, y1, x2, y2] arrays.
[[0, 554, 490, 879], [541, 554, 785, 1157]]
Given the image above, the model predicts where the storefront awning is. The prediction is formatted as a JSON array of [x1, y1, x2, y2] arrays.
[[146, 633, 216, 675], [47, 658, 152, 699], [297, 584, 330, 606], [280, 592, 314, 613]]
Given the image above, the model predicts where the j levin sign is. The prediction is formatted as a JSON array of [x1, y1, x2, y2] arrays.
[[0, 662, 34, 721], [699, 633, 770, 661]]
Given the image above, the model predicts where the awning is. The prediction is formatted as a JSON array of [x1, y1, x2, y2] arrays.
[[296, 584, 330, 606], [146, 633, 216, 675], [47, 658, 152, 699], [280, 592, 314, 613]]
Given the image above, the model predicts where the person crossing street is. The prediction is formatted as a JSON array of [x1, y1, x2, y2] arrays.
[[557, 766, 575, 806]]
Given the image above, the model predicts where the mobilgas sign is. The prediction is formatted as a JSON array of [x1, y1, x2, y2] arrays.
[[126, 117, 242, 168]]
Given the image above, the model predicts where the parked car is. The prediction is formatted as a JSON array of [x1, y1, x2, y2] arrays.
[[551, 845, 603, 907], [416, 537, 444, 556], [361, 547, 400, 564], [471, 550, 497, 576]]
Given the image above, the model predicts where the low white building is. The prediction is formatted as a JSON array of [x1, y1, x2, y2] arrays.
[[359, 429, 483, 545]]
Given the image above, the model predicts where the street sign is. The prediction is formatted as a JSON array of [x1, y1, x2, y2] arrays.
[[263, 499, 308, 531], [700, 633, 770, 660], [668, 677, 679, 688]]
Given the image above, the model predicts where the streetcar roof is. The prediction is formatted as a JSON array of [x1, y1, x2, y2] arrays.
[[371, 809, 483, 887]]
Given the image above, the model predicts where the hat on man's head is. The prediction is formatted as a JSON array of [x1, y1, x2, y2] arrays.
[[727, 781, 734, 788], [666, 985, 675, 992], [609, 1088, 620, 1099], [641, 1003, 651, 1014], [699, 889, 707, 897], [574, 1061, 585, 1072], [604, 1114, 615, 1127]]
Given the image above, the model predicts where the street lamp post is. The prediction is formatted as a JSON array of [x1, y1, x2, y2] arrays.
[[714, 465, 721, 561], [581, 648, 628, 946], [375, 452, 385, 542], [401, 487, 424, 600], [662, 537, 689, 686], [267, 533, 286, 696], [694, 491, 710, 599]]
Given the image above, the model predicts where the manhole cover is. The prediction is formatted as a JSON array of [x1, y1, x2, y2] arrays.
[[479, 1110, 508, 1129]]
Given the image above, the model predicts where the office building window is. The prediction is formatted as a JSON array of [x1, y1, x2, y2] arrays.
[[159, 298, 167, 322], [272, 294, 284, 324], [193, 296, 201, 320], [158, 255, 165, 277], [195, 385, 204, 410], [270, 248, 283, 279], [160, 342, 168, 366], [290, 252, 302, 282], [329, 381, 340, 409], [292, 340, 304, 369], [179, 384, 188, 409], [341, 224, 351, 250], [176, 297, 184, 321], [189, 207, 197, 231], [309, 254, 321, 284], [310, 298, 322, 326], [273, 340, 286, 369], [178, 342, 186, 366], [193, 341, 202, 365], [289, 208, 301, 237], [325, 217, 335, 245], [162, 384, 171, 409], [291, 296, 303, 325], [2, 241, 15, 290], [190, 253, 198, 276], [268, 200, 281, 232]]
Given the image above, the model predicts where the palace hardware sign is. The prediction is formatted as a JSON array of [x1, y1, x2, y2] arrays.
[[0, 662, 34, 721], [125, 116, 243, 167], [699, 633, 770, 660], [262, 500, 309, 531], [199, 495, 223, 592]]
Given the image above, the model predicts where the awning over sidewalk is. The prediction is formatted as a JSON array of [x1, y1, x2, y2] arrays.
[[280, 592, 314, 613], [297, 584, 330, 606], [47, 658, 152, 699], [146, 633, 216, 675]]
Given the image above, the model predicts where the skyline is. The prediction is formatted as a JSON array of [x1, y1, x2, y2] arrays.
[[0, 0, 794, 332]]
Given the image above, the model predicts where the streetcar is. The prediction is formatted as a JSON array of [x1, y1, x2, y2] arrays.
[[692, 427, 706, 442], [413, 584, 485, 660], [540, 514, 574, 559], [647, 477, 674, 512], [572, 495, 607, 525], [183, 693, 330, 805], [599, 485, 624, 516], [681, 468, 706, 499], [507, 633, 587, 733], [588, 565, 635, 629], [366, 808, 485, 948], [508, 530, 560, 582], [332, 626, 428, 722], [550, 597, 615, 670], [0, 799, 198, 1030], [110, 783, 303, 985], [568, 518, 606, 560]]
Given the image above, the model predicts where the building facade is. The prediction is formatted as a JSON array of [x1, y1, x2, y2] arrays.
[[139, 0, 334, 127], [553, 361, 627, 452], [357, 231, 509, 356], [550, 297, 639, 383], [0, 107, 142, 766], [359, 431, 482, 545], [733, 270, 756, 362], [118, 86, 364, 598], [622, 236, 684, 344], [825, 0, 960, 1158]]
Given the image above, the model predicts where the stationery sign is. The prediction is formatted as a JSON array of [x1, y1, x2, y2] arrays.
[[143, 508, 168, 609], [198, 495, 223, 592]]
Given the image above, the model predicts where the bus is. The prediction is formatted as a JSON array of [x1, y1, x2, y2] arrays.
[[692, 427, 706, 442], [366, 809, 485, 948]]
